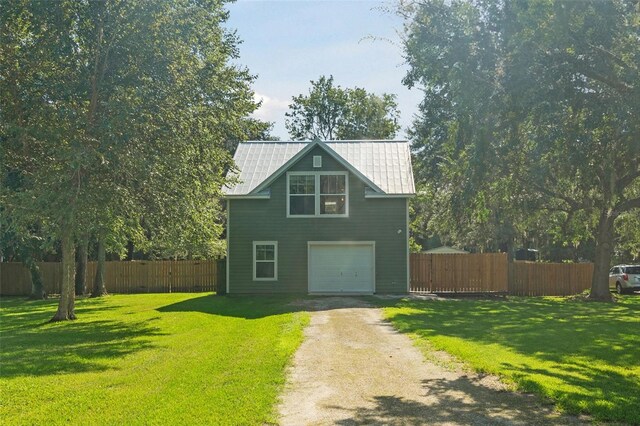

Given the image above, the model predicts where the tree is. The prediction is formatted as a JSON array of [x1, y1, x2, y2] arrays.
[[337, 88, 401, 140], [614, 210, 640, 262], [401, 0, 640, 300], [285, 75, 400, 140], [1, 0, 261, 319]]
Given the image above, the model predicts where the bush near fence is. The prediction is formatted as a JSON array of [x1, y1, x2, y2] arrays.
[[410, 253, 593, 296], [0, 260, 219, 296]]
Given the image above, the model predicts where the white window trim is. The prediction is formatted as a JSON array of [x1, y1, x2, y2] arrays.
[[253, 241, 278, 281], [286, 171, 349, 218]]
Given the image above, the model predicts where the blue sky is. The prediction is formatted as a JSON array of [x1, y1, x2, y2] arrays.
[[224, 0, 422, 140]]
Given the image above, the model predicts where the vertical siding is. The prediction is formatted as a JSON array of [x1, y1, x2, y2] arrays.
[[228, 145, 408, 293]]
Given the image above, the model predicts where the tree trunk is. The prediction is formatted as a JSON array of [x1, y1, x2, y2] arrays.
[[589, 210, 615, 301], [126, 240, 134, 261], [50, 226, 76, 321], [75, 234, 89, 296], [91, 237, 107, 297], [26, 257, 46, 300]]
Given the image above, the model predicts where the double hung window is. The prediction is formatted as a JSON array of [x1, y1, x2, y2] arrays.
[[289, 175, 316, 215], [253, 241, 277, 280]]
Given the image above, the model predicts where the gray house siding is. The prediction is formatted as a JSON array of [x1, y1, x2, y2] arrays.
[[228, 145, 408, 294]]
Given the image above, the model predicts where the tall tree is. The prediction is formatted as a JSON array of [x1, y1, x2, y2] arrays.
[[285, 75, 400, 140], [1, 0, 261, 319], [402, 0, 640, 300]]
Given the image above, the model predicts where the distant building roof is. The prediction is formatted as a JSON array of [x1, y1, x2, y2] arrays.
[[224, 140, 415, 196], [423, 246, 469, 254]]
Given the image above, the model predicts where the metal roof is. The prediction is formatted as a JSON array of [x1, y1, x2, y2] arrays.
[[224, 140, 415, 196]]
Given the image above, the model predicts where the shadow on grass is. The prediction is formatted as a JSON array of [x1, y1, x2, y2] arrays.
[[157, 294, 295, 318], [1, 298, 122, 332], [157, 293, 371, 319], [377, 296, 640, 423], [0, 298, 163, 378]]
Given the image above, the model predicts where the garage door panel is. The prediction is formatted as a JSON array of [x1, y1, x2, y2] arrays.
[[309, 243, 374, 293]]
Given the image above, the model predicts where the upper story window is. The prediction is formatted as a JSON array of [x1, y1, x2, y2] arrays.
[[289, 175, 315, 215], [287, 172, 348, 217]]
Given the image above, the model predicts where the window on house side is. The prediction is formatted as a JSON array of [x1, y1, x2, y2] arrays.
[[253, 241, 277, 280]]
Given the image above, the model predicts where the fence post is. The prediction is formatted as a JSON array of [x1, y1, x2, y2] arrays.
[[216, 259, 227, 295], [428, 254, 433, 292]]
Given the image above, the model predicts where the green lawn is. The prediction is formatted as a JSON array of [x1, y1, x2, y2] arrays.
[[0, 293, 309, 425], [379, 295, 640, 423]]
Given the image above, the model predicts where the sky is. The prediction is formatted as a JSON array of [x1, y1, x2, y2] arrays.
[[224, 0, 423, 140]]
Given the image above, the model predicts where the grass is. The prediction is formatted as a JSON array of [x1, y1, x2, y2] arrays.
[[378, 295, 640, 423], [0, 293, 309, 425]]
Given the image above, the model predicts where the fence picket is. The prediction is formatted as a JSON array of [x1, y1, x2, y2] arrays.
[[410, 253, 509, 293], [0, 260, 218, 296], [3, 255, 593, 297]]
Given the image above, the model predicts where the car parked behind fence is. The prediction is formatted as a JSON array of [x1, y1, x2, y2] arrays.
[[609, 265, 640, 294]]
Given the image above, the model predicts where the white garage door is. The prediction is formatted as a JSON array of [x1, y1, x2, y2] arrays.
[[308, 243, 375, 294]]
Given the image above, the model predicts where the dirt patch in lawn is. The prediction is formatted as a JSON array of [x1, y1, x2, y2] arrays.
[[279, 297, 587, 425]]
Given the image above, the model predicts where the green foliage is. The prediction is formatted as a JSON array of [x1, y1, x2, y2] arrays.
[[402, 1, 640, 283], [381, 296, 640, 423], [285, 75, 400, 140], [0, 0, 262, 263], [336, 88, 401, 140], [0, 294, 309, 425], [615, 210, 640, 262]]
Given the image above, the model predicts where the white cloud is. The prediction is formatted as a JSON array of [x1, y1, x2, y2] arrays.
[[253, 92, 290, 122], [252, 92, 292, 138]]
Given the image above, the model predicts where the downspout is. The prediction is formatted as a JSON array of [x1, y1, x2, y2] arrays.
[[226, 199, 230, 294]]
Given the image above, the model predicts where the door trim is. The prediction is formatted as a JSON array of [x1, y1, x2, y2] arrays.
[[307, 241, 376, 294]]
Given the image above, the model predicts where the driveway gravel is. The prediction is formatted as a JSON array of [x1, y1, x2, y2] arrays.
[[278, 297, 586, 425]]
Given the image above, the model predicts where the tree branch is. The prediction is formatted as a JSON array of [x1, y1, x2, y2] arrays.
[[504, 165, 588, 213], [617, 168, 640, 190], [615, 197, 640, 214], [567, 26, 639, 76], [564, 54, 634, 95]]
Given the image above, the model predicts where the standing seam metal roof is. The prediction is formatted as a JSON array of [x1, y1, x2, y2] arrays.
[[223, 140, 415, 196]]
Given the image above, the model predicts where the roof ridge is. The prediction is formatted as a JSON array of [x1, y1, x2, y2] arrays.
[[242, 141, 308, 144], [243, 139, 409, 144]]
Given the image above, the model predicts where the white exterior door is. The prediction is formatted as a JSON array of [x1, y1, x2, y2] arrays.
[[308, 243, 375, 293]]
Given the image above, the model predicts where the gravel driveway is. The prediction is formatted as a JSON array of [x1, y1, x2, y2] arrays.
[[278, 297, 585, 426]]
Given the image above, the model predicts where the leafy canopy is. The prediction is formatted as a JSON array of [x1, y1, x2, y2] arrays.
[[285, 75, 400, 140], [402, 0, 640, 296], [1, 0, 261, 259]]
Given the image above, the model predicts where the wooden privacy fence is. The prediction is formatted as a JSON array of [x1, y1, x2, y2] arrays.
[[2, 255, 595, 297], [0, 260, 218, 296], [410, 253, 593, 295], [509, 261, 593, 296], [411, 253, 509, 293], [0, 262, 64, 296]]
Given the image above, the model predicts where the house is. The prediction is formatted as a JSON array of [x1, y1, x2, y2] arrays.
[[223, 140, 415, 294]]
